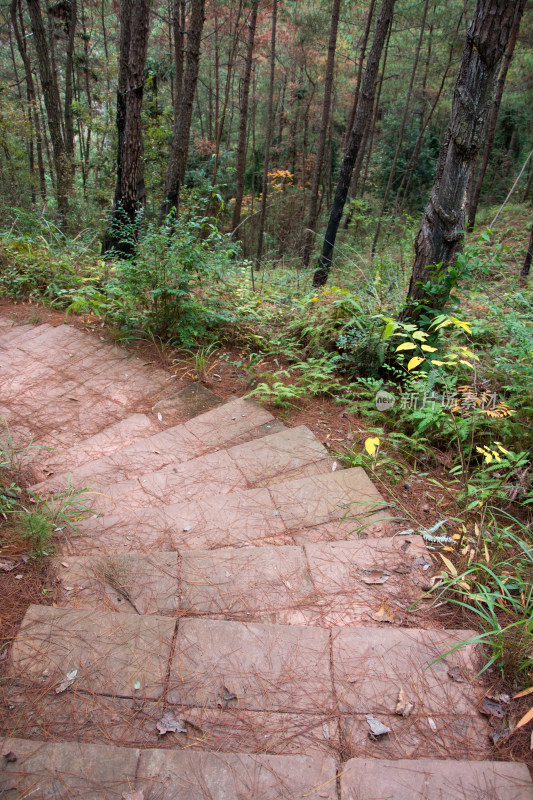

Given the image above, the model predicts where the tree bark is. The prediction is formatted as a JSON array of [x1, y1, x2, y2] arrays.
[[173, 0, 186, 118], [104, 0, 151, 254], [466, 0, 526, 231], [256, 0, 277, 263], [520, 222, 533, 279], [231, 0, 259, 234], [162, 0, 205, 217], [371, 0, 430, 257], [26, 0, 72, 218], [64, 0, 77, 163], [301, 0, 341, 268], [404, 0, 521, 315], [313, 0, 396, 287], [344, 0, 377, 150]]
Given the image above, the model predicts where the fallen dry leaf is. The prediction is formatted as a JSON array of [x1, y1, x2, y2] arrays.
[[395, 688, 414, 717], [0, 560, 16, 572], [371, 600, 395, 623], [156, 712, 186, 735], [55, 669, 77, 694], [365, 714, 391, 739]]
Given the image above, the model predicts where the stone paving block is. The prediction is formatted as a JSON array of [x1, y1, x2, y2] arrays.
[[153, 381, 223, 426], [300, 536, 431, 626], [0, 738, 139, 799], [32, 413, 159, 480], [10, 605, 175, 698], [180, 544, 312, 617], [64, 506, 174, 554], [0, 322, 52, 349], [167, 487, 286, 550], [171, 707, 340, 756], [168, 618, 333, 713], [339, 712, 490, 761], [184, 396, 274, 446], [260, 456, 340, 487], [340, 757, 533, 800], [270, 468, 387, 529], [332, 627, 480, 717], [227, 425, 328, 484], [0, 360, 58, 397], [58, 551, 179, 614], [15, 324, 83, 357], [137, 748, 338, 800]]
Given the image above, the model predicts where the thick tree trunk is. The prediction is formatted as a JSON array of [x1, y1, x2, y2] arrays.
[[104, 0, 151, 254], [64, 0, 77, 163], [256, 0, 277, 263], [313, 0, 395, 287], [371, 0, 430, 257], [520, 222, 533, 279], [26, 0, 71, 218], [162, 0, 205, 217], [301, 0, 341, 268], [231, 0, 259, 234], [466, 0, 526, 231], [173, 0, 186, 117], [404, 0, 521, 315], [343, 0, 377, 150]]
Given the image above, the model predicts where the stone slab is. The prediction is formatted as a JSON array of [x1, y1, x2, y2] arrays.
[[10, 605, 175, 698], [57, 551, 179, 614], [180, 544, 312, 617], [270, 468, 387, 529], [153, 381, 223, 426], [137, 749, 338, 800], [332, 627, 480, 717], [168, 617, 333, 713], [0, 739, 139, 799], [184, 396, 274, 446], [340, 757, 533, 800], [63, 506, 174, 554]]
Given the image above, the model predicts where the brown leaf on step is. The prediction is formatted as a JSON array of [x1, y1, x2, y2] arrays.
[[0, 560, 16, 572], [447, 666, 465, 683], [480, 697, 505, 719], [156, 712, 187, 735], [55, 669, 77, 693], [365, 714, 392, 739], [371, 600, 395, 623], [395, 688, 414, 717], [3, 752, 17, 763], [361, 574, 389, 585], [216, 685, 238, 708]]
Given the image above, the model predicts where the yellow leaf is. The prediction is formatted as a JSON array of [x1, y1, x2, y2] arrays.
[[515, 707, 533, 730], [364, 437, 380, 456], [484, 542, 490, 564], [452, 534, 461, 541], [459, 360, 474, 368], [430, 360, 446, 366], [407, 356, 425, 371], [457, 581, 471, 591], [421, 345, 437, 352], [396, 342, 417, 351], [496, 443, 511, 455], [439, 554, 457, 577]]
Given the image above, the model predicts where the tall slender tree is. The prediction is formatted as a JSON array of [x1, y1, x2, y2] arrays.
[[162, 0, 206, 218], [256, 0, 278, 263], [301, 0, 342, 269], [404, 0, 522, 315], [313, 0, 396, 287], [103, 0, 152, 254], [231, 0, 259, 234], [466, 0, 527, 231]]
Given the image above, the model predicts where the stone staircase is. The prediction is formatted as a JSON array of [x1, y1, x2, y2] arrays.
[[0, 317, 531, 799]]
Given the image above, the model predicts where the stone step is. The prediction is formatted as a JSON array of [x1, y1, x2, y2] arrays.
[[30, 413, 161, 482], [0, 321, 52, 348], [55, 536, 431, 626], [58, 425, 333, 514], [5, 606, 488, 760], [34, 396, 278, 493], [0, 739, 338, 800], [3, 741, 531, 800], [66, 467, 389, 554]]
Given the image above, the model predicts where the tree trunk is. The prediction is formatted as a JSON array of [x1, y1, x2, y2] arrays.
[[520, 222, 533, 279], [466, 0, 526, 231], [344, 0, 377, 150], [404, 0, 521, 315], [313, 0, 396, 287], [11, 0, 47, 203], [162, 0, 205, 217], [64, 0, 77, 163], [371, 0, 430, 257], [104, 0, 151, 254], [26, 0, 71, 218], [256, 0, 277, 263], [231, 0, 259, 234], [172, 0, 186, 126], [301, 0, 341, 268]]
